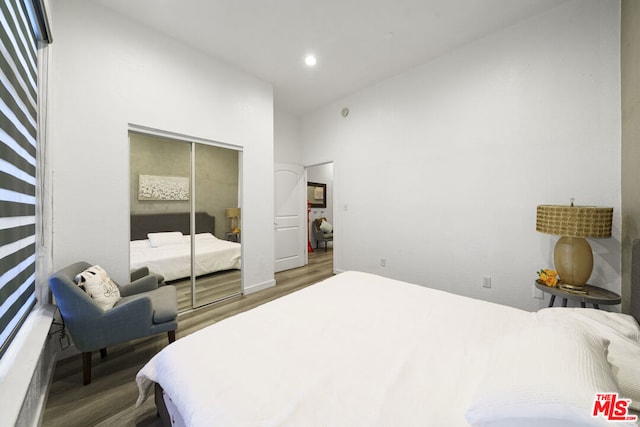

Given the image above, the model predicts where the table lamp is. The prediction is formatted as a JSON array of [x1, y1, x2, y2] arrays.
[[536, 200, 612, 290], [226, 207, 241, 234]]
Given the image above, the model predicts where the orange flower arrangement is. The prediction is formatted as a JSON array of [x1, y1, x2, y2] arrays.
[[537, 269, 559, 287]]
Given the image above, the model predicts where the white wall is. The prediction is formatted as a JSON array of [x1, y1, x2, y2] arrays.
[[48, 0, 275, 292], [621, 0, 640, 314], [274, 108, 302, 165], [300, 0, 621, 311]]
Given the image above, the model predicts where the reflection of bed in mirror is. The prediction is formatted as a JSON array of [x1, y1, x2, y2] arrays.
[[130, 212, 241, 282]]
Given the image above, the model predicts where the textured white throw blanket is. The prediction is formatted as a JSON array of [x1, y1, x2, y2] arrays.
[[137, 272, 640, 426], [137, 272, 537, 426]]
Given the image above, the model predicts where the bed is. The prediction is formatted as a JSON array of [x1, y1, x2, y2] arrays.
[[130, 212, 241, 282], [136, 255, 640, 426]]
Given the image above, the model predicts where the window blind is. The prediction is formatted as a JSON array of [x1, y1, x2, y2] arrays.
[[0, 0, 39, 359]]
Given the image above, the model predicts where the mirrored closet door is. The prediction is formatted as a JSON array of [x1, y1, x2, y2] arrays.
[[129, 130, 242, 312]]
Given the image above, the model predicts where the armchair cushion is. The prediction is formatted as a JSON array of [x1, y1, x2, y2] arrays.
[[116, 285, 177, 323], [74, 265, 121, 310], [131, 266, 166, 287], [119, 274, 158, 297], [130, 266, 150, 282]]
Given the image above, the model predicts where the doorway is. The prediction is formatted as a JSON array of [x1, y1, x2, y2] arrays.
[[129, 129, 242, 312], [306, 162, 334, 263]]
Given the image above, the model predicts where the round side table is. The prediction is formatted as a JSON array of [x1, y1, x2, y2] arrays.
[[534, 281, 621, 309]]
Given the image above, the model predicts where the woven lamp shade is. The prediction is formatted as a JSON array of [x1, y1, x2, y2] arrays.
[[536, 204, 612, 287], [226, 207, 241, 218], [536, 205, 612, 238]]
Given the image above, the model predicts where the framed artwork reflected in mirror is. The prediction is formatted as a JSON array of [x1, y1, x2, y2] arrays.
[[307, 182, 326, 208]]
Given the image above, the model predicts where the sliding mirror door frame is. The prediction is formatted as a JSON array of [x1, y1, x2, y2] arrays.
[[128, 124, 243, 311], [192, 142, 243, 307]]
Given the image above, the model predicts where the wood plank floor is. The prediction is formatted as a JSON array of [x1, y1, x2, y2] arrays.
[[42, 249, 334, 427], [171, 269, 242, 311]]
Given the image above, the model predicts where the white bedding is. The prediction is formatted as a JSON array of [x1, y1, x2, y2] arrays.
[[136, 272, 639, 427], [130, 233, 241, 282]]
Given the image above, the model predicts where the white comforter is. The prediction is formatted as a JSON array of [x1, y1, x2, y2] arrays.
[[136, 271, 640, 427], [130, 233, 241, 282]]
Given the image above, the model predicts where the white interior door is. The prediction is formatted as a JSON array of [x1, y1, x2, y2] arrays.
[[274, 163, 306, 272]]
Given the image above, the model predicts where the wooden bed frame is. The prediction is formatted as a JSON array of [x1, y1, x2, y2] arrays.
[[155, 383, 172, 427], [130, 212, 215, 241]]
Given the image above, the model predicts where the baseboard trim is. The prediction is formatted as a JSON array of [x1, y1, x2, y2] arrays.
[[244, 279, 276, 295]]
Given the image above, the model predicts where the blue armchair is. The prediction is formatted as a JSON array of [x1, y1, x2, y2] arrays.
[[312, 217, 333, 251], [49, 261, 178, 385]]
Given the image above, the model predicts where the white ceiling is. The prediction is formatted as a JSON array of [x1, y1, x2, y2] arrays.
[[91, 0, 568, 115]]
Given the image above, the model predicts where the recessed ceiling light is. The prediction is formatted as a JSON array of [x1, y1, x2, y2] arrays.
[[304, 54, 317, 67]]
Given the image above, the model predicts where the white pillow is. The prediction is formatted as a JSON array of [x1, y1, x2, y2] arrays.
[[608, 338, 640, 411], [74, 265, 121, 310], [130, 239, 151, 248], [319, 220, 333, 233], [536, 307, 640, 343], [537, 308, 640, 411], [194, 232, 217, 241], [147, 231, 184, 247], [465, 324, 631, 427]]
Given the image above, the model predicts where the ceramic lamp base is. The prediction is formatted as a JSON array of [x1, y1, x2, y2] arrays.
[[553, 236, 593, 287]]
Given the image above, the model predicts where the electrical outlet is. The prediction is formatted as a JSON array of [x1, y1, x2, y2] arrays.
[[380, 258, 386, 267], [482, 276, 491, 288]]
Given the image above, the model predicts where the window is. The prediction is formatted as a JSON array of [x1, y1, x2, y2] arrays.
[[0, 0, 50, 359]]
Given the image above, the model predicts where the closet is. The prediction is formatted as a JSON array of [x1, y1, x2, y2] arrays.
[[129, 129, 242, 311]]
